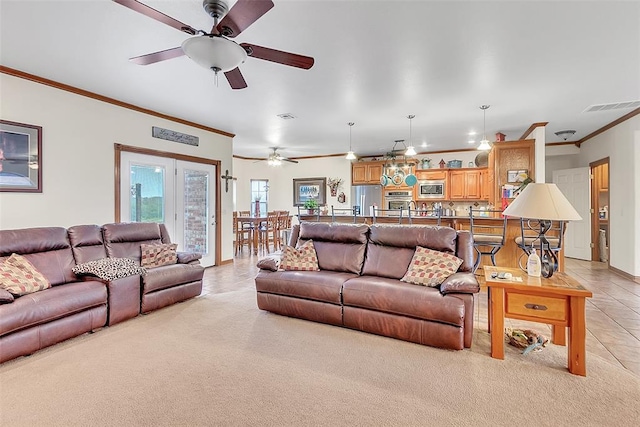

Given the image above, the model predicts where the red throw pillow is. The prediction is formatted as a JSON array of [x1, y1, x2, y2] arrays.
[[140, 243, 178, 268], [401, 247, 463, 287], [280, 240, 320, 271]]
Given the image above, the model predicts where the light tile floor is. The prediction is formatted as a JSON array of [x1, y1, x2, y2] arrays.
[[210, 254, 640, 376]]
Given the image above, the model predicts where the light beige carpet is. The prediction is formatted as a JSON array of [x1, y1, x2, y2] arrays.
[[1, 287, 639, 426]]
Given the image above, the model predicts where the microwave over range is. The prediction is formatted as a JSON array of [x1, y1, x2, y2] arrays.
[[418, 180, 445, 199]]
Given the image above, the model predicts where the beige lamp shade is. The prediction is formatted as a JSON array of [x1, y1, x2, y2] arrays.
[[502, 183, 582, 221]]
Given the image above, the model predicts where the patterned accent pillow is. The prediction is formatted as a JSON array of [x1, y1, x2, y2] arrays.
[[401, 247, 464, 287], [73, 258, 146, 281], [280, 240, 320, 271], [0, 253, 51, 296], [140, 243, 178, 268]]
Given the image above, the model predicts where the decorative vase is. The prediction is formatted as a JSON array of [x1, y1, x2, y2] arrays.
[[254, 200, 260, 217], [307, 209, 315, 215]]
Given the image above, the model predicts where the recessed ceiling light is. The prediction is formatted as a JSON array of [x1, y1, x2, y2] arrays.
[[421, 142, 427, 148], [277, 113, 296, 120], [468, 140, 476, 144], [468, 131, 476, 136]]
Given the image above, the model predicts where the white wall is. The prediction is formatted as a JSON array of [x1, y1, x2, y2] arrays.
[[575, 115, 640, 276], [0, 74, 235, 261], [545, 154, 577, 183], [233, 156, 352, 214]]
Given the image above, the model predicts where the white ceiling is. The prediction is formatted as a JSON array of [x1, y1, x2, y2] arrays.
[[1, 0, 639, 160]]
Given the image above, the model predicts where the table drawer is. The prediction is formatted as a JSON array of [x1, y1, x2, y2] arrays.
[[506, 292, 567, 321]]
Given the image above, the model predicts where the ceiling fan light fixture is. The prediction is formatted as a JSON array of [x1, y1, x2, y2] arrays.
[[181, 35, 247, 73], [478, 105, 492, 151]]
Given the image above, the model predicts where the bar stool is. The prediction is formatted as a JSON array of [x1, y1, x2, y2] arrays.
[[469, 207, 507, 272], [372, 207, 403, 224], [331, 205, 358, 223]]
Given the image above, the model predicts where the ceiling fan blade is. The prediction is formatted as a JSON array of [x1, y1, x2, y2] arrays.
[[282, 158, 299, 164], [224, 67, 248, 90], [240, 43, 314, 69], [129, 47, 185, 65], [112, 0, 197, 35], [215, 0, 274, 38]]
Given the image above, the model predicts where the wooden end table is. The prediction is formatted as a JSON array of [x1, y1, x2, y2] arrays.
[[484, 266, 593, 376]]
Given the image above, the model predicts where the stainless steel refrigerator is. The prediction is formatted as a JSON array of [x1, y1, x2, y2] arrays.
[[351, 185, 382, 216]]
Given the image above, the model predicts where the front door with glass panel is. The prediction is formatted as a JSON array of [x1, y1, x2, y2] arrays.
[[121, 152, 216, 267]]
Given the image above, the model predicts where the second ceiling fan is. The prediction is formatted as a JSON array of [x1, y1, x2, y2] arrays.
[[113, 0, 315, 89]]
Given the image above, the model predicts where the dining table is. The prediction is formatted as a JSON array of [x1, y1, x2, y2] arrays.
[[236, 215, 268, 255]]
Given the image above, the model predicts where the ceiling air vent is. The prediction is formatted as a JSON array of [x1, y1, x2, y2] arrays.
[[277, 113, 296, 120], [583, 100, 640, 113]]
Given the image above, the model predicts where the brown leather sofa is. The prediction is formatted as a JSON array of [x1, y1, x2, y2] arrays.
[[255, 222, 480, 350], [0, 223, 204, 363]]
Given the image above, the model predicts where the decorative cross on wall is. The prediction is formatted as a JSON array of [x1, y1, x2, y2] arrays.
[[221, 169, 235, 193]]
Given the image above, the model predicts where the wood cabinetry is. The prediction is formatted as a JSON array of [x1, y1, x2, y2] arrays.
[[448, 169, 484, 200], [415, 169, 448, 181], [491, 139, 535, 206], [481, 169, 491, 200], [352, 161, 384, 185]]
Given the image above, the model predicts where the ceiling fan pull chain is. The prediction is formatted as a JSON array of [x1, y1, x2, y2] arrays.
[[211, 67, 221, 87]]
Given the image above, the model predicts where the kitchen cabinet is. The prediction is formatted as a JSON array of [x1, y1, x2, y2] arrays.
[[491, 139, 535, 207], [449, 169, 483, 200], [481, 169, 491, 200], [415, 170, 448, 181], [352, 161, 384, 185]]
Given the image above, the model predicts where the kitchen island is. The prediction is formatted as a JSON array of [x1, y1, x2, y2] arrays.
[[297, 214, 565, 272]]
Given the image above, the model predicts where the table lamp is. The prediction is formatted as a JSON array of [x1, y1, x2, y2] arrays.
[[502, 183, 582, 278]]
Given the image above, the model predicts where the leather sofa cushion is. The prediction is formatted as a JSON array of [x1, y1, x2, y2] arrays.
[[0, 281, 107, 337], [102, 223, 163, 262], [369, 225, 457, 252], [299, 222, 369, 274], [256, 270, 357, 304], [0, 227, 76, 286], [363, 225, 461, 279], [361, 245, 415, 279], [142, 263, 204, 294], [68, 224, 108, 264], [342, 276, 465, 327]]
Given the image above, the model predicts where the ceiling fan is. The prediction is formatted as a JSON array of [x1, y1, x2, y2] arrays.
[[261, 147, 298, 166], [113, 0, 315, 89]]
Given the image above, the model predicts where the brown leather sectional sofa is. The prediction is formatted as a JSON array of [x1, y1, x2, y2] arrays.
[[255, 222, 480, 350], [0, 223, 204, 363]]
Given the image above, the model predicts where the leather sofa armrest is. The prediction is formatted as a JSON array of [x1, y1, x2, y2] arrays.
[[0, 288, 14, 304], [257, 252, 282, 271], [177, 252, 202, 264], [440, 272, 480, 295]]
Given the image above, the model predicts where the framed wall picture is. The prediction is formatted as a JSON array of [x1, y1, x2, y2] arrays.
[[293, 177, 326, 206], [507, 169, 528, 184], [0, 120, 42, 192]]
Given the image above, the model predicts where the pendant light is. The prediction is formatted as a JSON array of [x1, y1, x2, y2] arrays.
[[478, 105, 492, 151], [405, 115, 417, 156], [345, 122, 357, 160]]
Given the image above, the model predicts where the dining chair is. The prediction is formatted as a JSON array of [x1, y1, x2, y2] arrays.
[[258, 211, 279, 253], [233, 211, 251, 255], [275, 211, 291, 249]]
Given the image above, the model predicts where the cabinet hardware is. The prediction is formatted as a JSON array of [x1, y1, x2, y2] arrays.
[[525, 303, 547, 311]]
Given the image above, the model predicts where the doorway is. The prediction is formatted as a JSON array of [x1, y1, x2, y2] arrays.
[[115, 144, 220, 267], [590, 158, 610, 264], [552, 167, 591, 260]]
